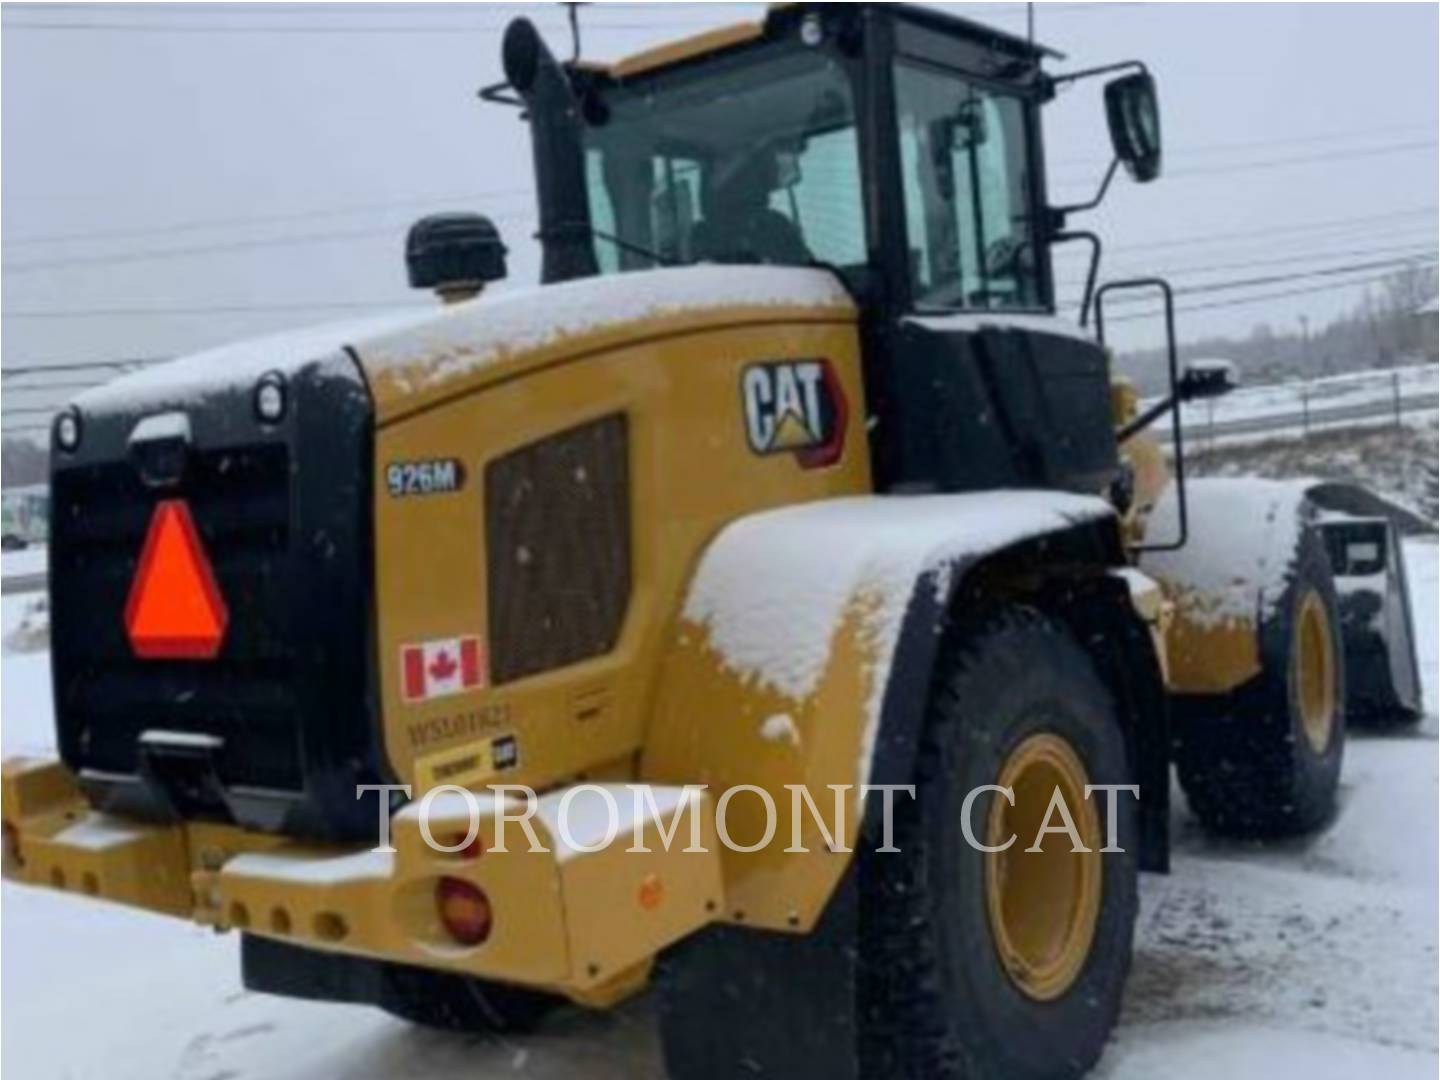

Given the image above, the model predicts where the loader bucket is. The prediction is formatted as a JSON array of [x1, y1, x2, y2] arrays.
[[1314, 515, 1424, 725]]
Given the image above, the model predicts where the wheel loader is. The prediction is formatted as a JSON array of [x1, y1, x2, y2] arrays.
[[2, 4, 1424, 1078]]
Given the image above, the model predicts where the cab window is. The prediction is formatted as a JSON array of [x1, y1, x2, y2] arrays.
[[583, 49, 866, 281], [894, 60, 1042, 311]]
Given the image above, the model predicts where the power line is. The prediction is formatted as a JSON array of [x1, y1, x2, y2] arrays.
[[1, 358, 167, 378], [1152, 242, 1438, 279], [1166, 139, 1437, 179], [6, 272, 1427, 404], [1105, 205, 1438, 256], [953, 2, 1118, 20], [2, 209, 537, 275], [16, 243, 1433, 322], [0, 14, 715, 34], [17, 131, 1431, 253], [1093, 266, 1438, 324], [1, 378, 128, 393], [1095, 254, 1438, 307], [0, 3, 1103, 36], [6, 189, 1431, 279], [1052, 138, 1438, 187], [1, 374, 157, 395], [2, 186, 535, 248], [11, 161, 1432, 278], [2, 225, 403, 274], [9, 194, 1429, 274], [5, 299, 419, 319], [1062, 242, 1439, 291], [1048, 122, 1439, 168]]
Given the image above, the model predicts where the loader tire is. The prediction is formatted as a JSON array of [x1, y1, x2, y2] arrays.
[[862, 610, 1138, 1080], [377, 963, 562, 1034], [1175, 526, 1345, 837]]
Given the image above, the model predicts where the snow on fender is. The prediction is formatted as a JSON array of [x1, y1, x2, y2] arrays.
[[1140, 476, 1314, 694], [641, 490, 1119, 931]]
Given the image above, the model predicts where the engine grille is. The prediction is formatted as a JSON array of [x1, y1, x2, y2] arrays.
[[485, 414, 632, 684]]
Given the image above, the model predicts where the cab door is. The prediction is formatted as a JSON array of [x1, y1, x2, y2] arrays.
[[878, 50, 1118, 497]]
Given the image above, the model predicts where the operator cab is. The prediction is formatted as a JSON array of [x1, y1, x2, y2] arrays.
[[486, 2, 1169, 500], [566, 5, 1069, 308]]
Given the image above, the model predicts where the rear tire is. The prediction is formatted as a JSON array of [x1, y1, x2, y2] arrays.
[[862, 610, 1138, 1080], [377, 963, 563, 1034], [1175, 526, 1346, 837]]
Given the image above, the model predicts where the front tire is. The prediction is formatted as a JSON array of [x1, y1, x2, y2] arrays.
[[862, 610, 1138, 1080], [1175, 526, 1345, 837]]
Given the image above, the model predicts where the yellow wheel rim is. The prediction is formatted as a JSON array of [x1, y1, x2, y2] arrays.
[[1294, 590, 1337, 754], [984, 733, 1103, 1002]]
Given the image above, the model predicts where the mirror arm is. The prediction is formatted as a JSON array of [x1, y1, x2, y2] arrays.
[[1051, 157, 1120, 224], [478, 80, 524, 107], [1048, 58, 1149, 89], [1116, 393, 1177, 445], [1117, 366, 1232, 444]]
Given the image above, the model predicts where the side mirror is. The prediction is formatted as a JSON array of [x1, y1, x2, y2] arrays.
[[1104, 71, 1162, 182], [406, 213, 507, 303], [1179, 359, 1238, 401]]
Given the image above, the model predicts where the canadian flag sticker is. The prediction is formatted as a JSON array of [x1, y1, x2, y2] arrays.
[[400, 636, 487, 703]]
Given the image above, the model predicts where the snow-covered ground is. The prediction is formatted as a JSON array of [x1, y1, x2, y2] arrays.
[[3, 541, 1437, 1079], [1188, 422, 1438, 523], [1145, 363, 1440, 449], [1168, 363, 1439, 428], [0, 544, 48, 583]]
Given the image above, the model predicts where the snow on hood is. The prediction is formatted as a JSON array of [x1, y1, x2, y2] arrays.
[[76, 266, 853, 416], [75, 308, 431, 414], [680, 491, 1116, 790], [1140, 478, 1311, 628], [358, 265, 857, 398], [905, 311, 1096, 345]]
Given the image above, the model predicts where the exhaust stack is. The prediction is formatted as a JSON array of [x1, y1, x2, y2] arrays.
[[503, 18, 599, 284]]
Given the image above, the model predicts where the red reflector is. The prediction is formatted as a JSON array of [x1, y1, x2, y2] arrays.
[[124, 499, 229, 660], [435, 877, 492, 946]]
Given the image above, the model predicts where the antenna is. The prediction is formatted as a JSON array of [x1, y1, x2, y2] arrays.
[[1027, 1, 1035, 51], [565, 2, 585, 63]]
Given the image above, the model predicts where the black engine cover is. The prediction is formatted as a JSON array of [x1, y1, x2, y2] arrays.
[[48, 349, 387, 841]]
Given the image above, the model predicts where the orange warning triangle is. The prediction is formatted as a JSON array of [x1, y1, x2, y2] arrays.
[[124, 500, 229, 660]]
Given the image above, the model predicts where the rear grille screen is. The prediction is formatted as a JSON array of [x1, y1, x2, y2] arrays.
[[51, 444, 302, 791], [485, 414, 631, 684]]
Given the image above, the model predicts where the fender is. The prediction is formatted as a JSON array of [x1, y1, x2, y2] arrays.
[[641, 490, 1127, 932], [1140, 477, 1325, 695]]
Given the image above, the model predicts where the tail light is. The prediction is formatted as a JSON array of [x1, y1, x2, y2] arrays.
[[435, 877, 492, 946]]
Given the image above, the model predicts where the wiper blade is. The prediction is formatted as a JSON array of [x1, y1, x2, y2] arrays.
[[537, 221, 673, 268], [590, 227, 674, 267]]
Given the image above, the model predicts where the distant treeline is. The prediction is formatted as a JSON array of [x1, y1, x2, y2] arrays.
[[1116, 265, 1439, 395], [1, 437, 49, 489]]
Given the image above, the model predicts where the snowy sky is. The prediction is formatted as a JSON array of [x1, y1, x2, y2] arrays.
[[2, 2, 1437, 375]]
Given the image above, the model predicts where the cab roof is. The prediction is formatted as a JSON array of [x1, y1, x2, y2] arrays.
[[604, 2, 1061, 82]]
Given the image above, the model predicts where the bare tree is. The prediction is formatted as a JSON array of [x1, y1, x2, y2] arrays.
[[1, 437, 49, 488], [1381, 263, 1439, 318], [1357, 264, 1438, 368]]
